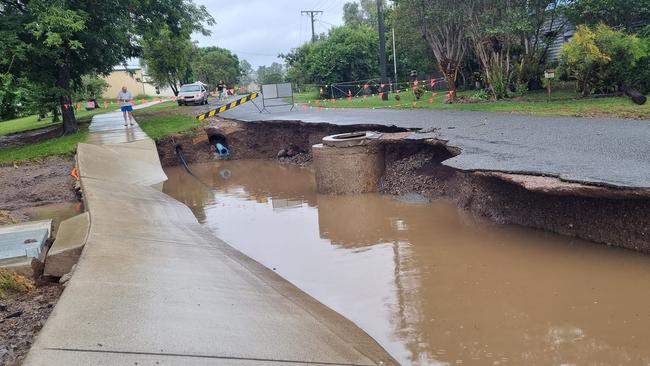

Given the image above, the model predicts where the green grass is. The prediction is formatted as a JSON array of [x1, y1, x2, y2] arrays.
[[0, 268, 34, 299], [0, 107, 106, 136], [293, 89, 650, 119], [0, 96, 170, 136], [0, 100, 169, 163], [0, 124, 89, 163], [135, 107, 203, 140]]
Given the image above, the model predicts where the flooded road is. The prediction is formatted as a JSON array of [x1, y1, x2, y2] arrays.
[[163, 161, 650, 365]]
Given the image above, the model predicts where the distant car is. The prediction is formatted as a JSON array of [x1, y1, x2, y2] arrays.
[[178, 82, 209, 106]]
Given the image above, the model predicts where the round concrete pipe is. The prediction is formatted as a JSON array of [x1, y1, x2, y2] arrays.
[[322, 131, 383, 148], [313, 131, 385, 194]]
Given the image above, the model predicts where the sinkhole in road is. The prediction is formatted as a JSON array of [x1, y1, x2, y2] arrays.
[[163, 160, 650, 366]]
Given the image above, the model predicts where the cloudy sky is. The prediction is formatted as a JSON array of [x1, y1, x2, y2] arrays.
[[192, 0, 348, 68]]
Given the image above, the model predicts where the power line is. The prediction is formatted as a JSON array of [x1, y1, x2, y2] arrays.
[[301, 10, 324, 42]]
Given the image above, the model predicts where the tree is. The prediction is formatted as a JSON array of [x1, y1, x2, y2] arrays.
[[0, 0, 213, 133], [517, 0, 569, 90], [399, 0, 467, 99], [343, 0, 380, 27], [390, 3, 438, 83], [191, 47, 241, 87], [465, 0, 530, 99], [142, 26, 195, 96], [257, 63, 285, 84], [284, 25, 379, 86], [239, 59, 254, 85], [564, 0, 650, 30], [74, 75, 109, 101]]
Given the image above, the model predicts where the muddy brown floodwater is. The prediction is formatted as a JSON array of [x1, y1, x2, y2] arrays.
[[163, 160, 650, 366]]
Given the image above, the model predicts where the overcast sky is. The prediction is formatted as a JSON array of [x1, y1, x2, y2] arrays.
[[191, 0, 348, 69]]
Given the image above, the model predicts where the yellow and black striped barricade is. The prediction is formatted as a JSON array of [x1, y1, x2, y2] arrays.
[[196, 92, 259, 121]]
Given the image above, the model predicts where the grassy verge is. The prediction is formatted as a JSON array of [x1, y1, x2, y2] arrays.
[[1, 107, 105, 136], [0, 96, 167, 136], [293, 89, 650, 119], [0, 100, 169, 163], [0, 124, 89, 163], [134, 102, 204, 140], [0, 268, 34, 299]]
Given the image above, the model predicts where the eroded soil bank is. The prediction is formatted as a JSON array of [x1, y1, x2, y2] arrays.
[[154, 119, 649, 252], [0, 156, 78, 224]]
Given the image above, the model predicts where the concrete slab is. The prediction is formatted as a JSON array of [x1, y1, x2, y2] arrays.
[[25, 109, 397, 365], [76, 143, 167, 187], [24, 349, 362, 365], [43, 212, 90, 277], [0, 220, 51, 261]]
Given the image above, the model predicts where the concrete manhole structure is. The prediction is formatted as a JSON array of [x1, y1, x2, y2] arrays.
[[313, 131, 385, 194]]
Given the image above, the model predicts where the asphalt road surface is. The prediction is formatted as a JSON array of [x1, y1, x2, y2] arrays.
[[222, 100, 650, 189]]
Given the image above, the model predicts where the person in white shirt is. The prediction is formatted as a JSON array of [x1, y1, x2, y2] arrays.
[[117, 86, 135, 127]]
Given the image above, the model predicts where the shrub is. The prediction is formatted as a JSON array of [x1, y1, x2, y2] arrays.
[[413, 86, 425, 100], [472, 88, 490, 100], [629, 26, 650, 94], [559, 24, 646, 96], [512, 82, 528, 98]]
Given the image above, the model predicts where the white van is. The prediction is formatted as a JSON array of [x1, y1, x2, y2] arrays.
[[178, 82, 209, 106]]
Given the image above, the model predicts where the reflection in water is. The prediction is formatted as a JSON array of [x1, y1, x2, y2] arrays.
[[22, 202, 83, 234], [163, 161, 650, 365]]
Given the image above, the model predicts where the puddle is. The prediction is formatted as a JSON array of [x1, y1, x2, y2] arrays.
[[163, 160, 650, 365], [22, 202, 83, 236]]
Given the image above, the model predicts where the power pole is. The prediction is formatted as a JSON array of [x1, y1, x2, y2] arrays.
[[301, 10, 323, 43], [392, 27, 398, 90], [376, 0, 389, 100]]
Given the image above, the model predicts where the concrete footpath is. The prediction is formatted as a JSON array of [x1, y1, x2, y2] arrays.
[[24, 107, 396, 365]]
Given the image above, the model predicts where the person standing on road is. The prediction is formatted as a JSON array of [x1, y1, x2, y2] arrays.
[[217, 80, 225, 101], [117, 86, 135, 127]]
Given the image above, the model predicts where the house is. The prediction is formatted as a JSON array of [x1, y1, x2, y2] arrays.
[[101, 65, 174, 98], [541, 15, 576, 61]]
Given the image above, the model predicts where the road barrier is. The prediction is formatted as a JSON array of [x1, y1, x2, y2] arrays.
[[196, 92, 259, 121]]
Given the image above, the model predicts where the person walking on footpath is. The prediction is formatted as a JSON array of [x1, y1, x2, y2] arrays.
[[117, 86, 135, 127]]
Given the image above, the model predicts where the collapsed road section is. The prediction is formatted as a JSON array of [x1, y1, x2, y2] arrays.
[[157, 118, 649, 252]]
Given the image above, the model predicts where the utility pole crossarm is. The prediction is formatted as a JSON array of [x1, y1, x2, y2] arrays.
[[301, 10, 323, 43]]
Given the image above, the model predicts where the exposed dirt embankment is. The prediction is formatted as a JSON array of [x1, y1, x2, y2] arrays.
[[381, 141, 649, 251], [155, 119, 649, 253], [0, 157, 78, 224], [155, 119, 408, 166]]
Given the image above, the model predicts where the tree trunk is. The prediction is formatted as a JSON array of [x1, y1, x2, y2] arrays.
[[440, 61, 458, 101], [57, 63, 77, 134]]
